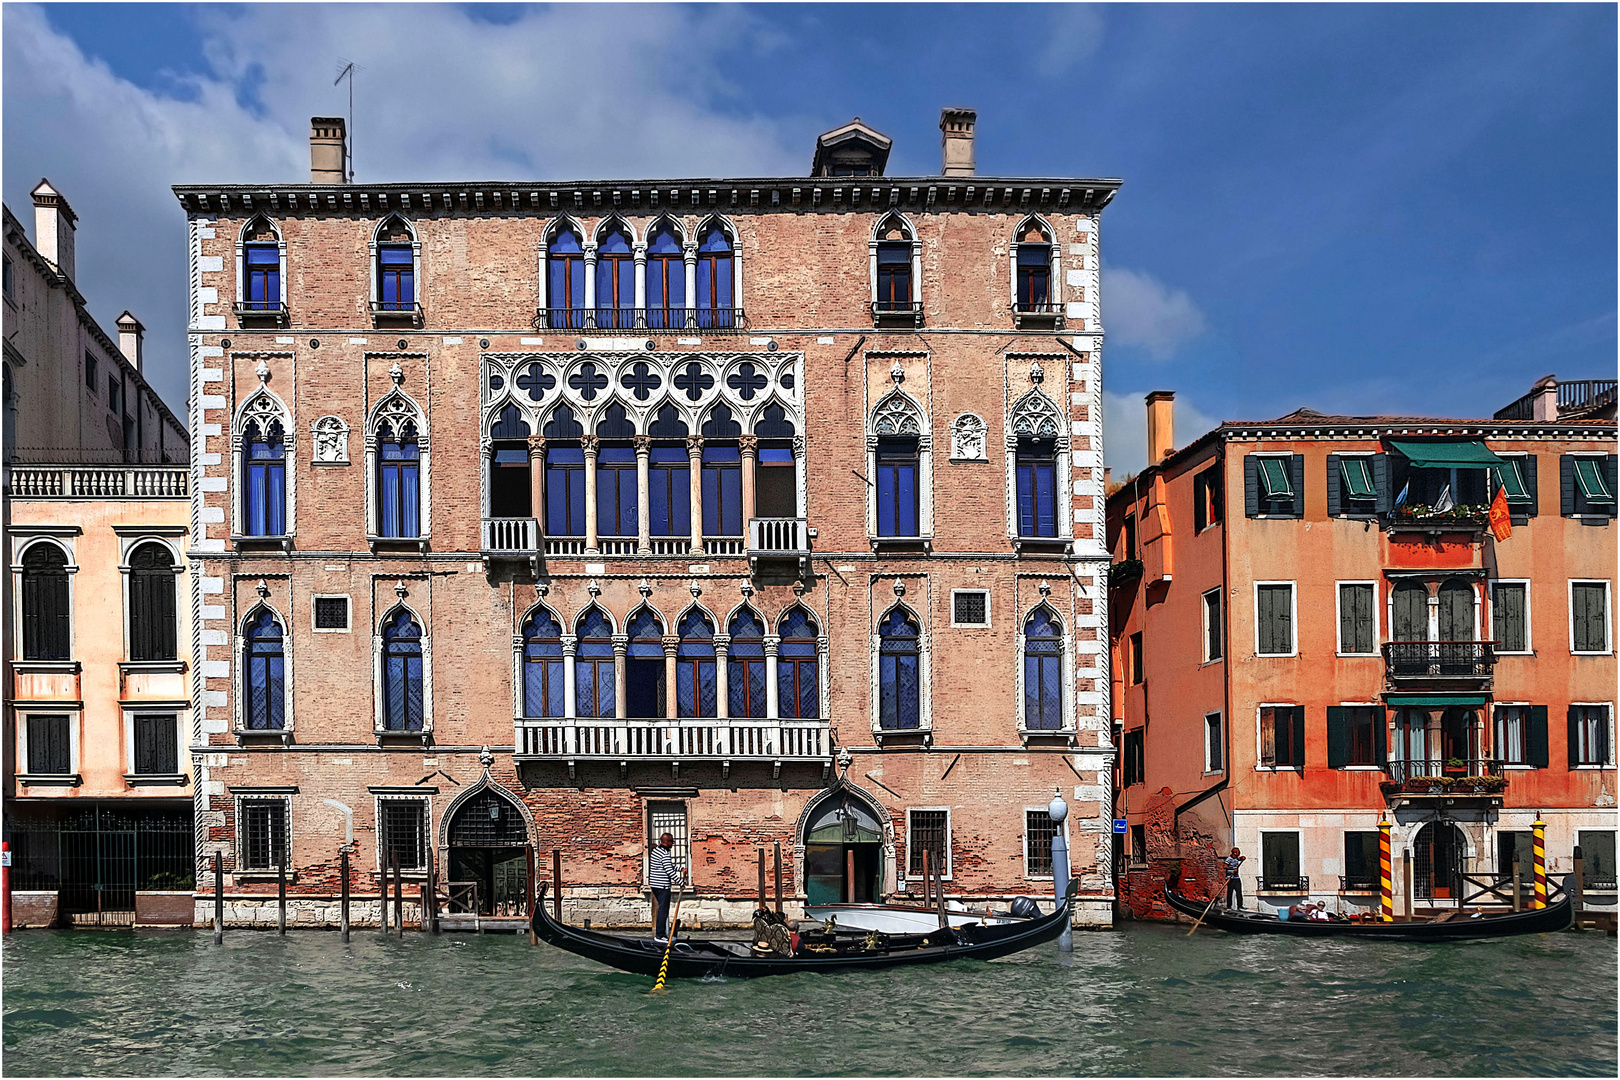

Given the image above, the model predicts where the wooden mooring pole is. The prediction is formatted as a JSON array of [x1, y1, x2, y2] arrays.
[[393, 850, 404, 938], [339, 848, 351, 942], [277, 858, 287, 935], [1512, 863, 1522, 912], [1403, 852, 1414, 921], [773, 841, 783, 915], [1573, 845, 1585, 922], [526, 847, 537, 945], [921, 848, 932, 911], [213, 851, 224, 944], [552, 848, 563, 923], [757, 848, 767, 910]]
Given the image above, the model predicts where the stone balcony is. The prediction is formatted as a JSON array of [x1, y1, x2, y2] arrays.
[[513, 716, 834, 779]]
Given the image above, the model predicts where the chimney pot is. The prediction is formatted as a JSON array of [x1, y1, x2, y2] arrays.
[[1146, 390, 1176, 465], [1532, 374, 1559, 421], [940, 108, 977, 177], [310, 116, 348, 184], [117, 311, 145, 374], [30, 178, 78, 282]]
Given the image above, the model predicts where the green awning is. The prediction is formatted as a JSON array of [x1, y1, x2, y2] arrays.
[[1387, 439, 1505, 470], [1258, 457, 1293, 497], [1340, 457, 1376, 499], [1574, 458, 1615, 504], [1494, 457, 1531, 502], [1385, 694, 1490, 707]]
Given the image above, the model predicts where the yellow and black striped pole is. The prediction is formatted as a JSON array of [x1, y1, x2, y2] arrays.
[[1531, 815, 1547, 910], [1378, 818, 1394, 923]]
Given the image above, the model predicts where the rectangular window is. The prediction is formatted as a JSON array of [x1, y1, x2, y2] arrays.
[[313, 596, 351, 632], [649, 446, 692, 536], [378, 245, 414, 309], [1129, 631, 1143, 685], [1205, 712, 1223, 773], [1495, 456, 1532, 503], [1122, 514, 1137, 560], [1496, 831, 1535, 878], [1202, 589, 1223, 662], [1491, 582, 1529, 653], [543, 447, 586, 535], [1493, 705, 1529, 766], [1570, 705, 1611, 767], [907, 809, 950, 878], [1245, 454, 1302, 517], [1573, 458, 1614, 504], [875, 437, 920, 537], [1129, 823, 1147, 864], [1194, 467, 1223, 532], [85, 351, 98, 392], [244, 243, 280, 310], [952, 590, 988, 627], [1260, 832, 1302, 890], [1260, 706, 1304, 769], [1016, 245, 1051, 310], [1327, 705, 1385, 768], [26, 714, 70, 775], [875, 243, 912, 311], [595, 446, 638, 537], [1571, 581, 1610, 654], [1563, 454, 1618, 517], [108, 374, 121, 414], [755, 445, 796, 519], [2, 254, 12, 299], [133, 714, 177, 775], [240, 799, 289, 871], [1122, 729, 1145, 787], [378, 798, 428, 872], [1578, 829, 1616, 891], [647, 802, 690, 879], [1015, 438, 1059, 537], [1338, 456, 1377, 507], [1025, 809, 1057, 877], [1256, 583, 1295, 656], [701, 445, 743, 536], [1338, 583, 1376, 655], [1343, 832, 1379, 891]]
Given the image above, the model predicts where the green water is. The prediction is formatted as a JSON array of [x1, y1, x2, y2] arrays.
[[2, 924, 1614, 1076]]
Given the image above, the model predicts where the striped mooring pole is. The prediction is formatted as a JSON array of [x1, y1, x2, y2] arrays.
[[1378, 818, 1394, 922], [1531, 815, 1547, 910]]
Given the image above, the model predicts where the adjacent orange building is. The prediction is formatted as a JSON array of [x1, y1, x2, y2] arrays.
[[1108, 383, 1616, 919]]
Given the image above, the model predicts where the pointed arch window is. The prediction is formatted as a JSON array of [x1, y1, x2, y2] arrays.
[[596, 403, 637, 538], [778, 608, 820, 719], [727, 609, 767, 718], [243, 609, 285, 730], [575, 608, 615, 718], [702, 405, 743, 536], [626, 609, 667, 718], [876, 437, 920, 537], [696, 224, 734, 328], [381, 610, 425, 732], [521, 608, 565, 719], [243, 417, 287, 536], [1016, 437, 1059, 537], [547, 226, 586, 329], [874, 218, 914, 313], [878, 608, 921, 730], [376, 419, 421, 538], [1015, 222, 1053, 312], [647, 221, 686, 329], [676, 611, 717, 718], [595, 223, 635, 330], [129, 542, 177, 661], [755, 403, 797, 518], [488, 405, 532, 519], [243, 227, 280, 312], [21, 543, 71, 661], [648, 405, 691, 537], [1023, 608, 1064, 729], [376, 220, 415, 312]]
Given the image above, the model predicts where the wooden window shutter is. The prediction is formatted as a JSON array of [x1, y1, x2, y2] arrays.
[[1194, 473, 1208, 533], [1292, 706, 1306, 769], [1373, 454, 1392, 514], [1520, 454, 1538, 517], [1326, 706, 1348, 769], [1527, 705, 1549, 769], [1325, 454, 1341, 517], [1374, 705, 1388, 765], [1244, 456, 1260, 518], [1289, 455, 1305, 518], [1568, 705, 1580, 769], [1608, 455, 1619, 518], [1560, 455, 1576, 517]]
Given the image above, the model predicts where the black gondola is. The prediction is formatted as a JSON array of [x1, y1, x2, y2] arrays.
[[1163, 883, 1573, 940], [530, 880, 1078, 978]]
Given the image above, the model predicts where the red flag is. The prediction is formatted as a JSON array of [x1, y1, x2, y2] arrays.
[[1488, 485, 1512, 541]]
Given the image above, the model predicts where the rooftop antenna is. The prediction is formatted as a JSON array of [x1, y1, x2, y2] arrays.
[[335, 60, 359, 182]]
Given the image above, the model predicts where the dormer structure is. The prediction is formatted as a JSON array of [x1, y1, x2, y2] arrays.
[[811, 118, 892, 177]]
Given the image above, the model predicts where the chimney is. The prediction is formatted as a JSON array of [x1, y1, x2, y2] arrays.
[[30, 178, 77, 281], [1146, 391, 1175, 465], [1531, 373, 1559, 421], [310, 117, 348, 183], [117, 311, 145, 374], [940, 108, 977, 176]]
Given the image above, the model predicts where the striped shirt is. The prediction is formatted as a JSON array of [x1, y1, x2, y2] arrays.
[[649, 844, 679, 889]]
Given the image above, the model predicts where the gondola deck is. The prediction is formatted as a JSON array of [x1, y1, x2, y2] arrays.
[[1163, 886, 1573, 940]]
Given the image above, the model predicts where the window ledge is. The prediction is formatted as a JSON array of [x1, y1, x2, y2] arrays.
[[1254, 767, 1301, 773], [869, 536, 932, 553], [17, 773, 82, 787], [233, 304, 290, 328], [1018, 727, 1076, 747], [1502, 764, 1539, 771], [871, 724, 933, 748], [370, 303, 424, 328], [367, 535, 430, 554], [14, 660, 81, 674], [375, 729, 433, 746], [235, 729, 294, 746], [1335, 652, 1379, 659], [234, 871, 300, 883], [123, 773, 188, 787], [368, 870, 429, 883], [1013, 536, 1071, 556], [1011, 308, 1065, 331], [872, 305, 924, 329], [120, 660, 187, 675], [231, 534, 294, 552], [1336, 766, 1384, 772], [1572, 764, 1614, 770], [1571, 651, 1614, 657]]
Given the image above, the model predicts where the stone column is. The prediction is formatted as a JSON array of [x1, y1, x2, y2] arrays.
[[764, 635, 781, 719], [714, 634, 730, 721], [581, 435, 599, 554], [561, 635, 578, 720], [739, 434, 758, 534], [687, 435, 705, 555], [683, 241, 698, 329], [527, 435, 546, 539], [582, 243, 598, 328], [612, 634, 628, 720], [633, 242, 648, 327], [663, 636, 679, 720], [634, 434, 652, 554]]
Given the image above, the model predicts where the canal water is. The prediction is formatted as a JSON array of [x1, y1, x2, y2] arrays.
[[3, 924, 1614, 1076]]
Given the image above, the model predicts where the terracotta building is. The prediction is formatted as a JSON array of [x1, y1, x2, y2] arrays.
[[1107, 388, 1617, 920], [172, 113, 1121, 928]]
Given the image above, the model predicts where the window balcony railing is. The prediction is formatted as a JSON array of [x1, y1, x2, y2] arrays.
[[536, 307, 747, 332], [704, 535, 747, 557], [747, 517, 811, 570], [481, 517, 540, 556], [1109, 558, 1144, 585], [233, 301, 289, 327], [1339, 875, 1376, 893], [513, 716, 834, 774], [1382, 640, 1496, 681], [6, 465, 189, 499], [1012, 300, 1065, 329], [370, 301, 423, 327], [872, 300, 924, 328], [1260, 874, 1311, 893], [1383, 757, 1506, 782]]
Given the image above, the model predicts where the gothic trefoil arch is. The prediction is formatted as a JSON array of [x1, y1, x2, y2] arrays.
[[364, 365, 431, 543], [1008, 386, 1066, 442]]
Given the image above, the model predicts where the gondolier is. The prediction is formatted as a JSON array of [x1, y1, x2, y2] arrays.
[[648, 832, 683, 942], [1222, 847, 1246, 910]]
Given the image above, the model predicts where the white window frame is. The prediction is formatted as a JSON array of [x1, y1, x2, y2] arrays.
[[1565, 451, 1614, 520], [1491, 700, 1535, 771], [868, 211, 922, 315], [373, 793, 432, 874], [373, 602, 434, 735], [1254, 580, 1298, 658], [1004, 386, 1073, 546], [1250, 451, 1297, 519], [1335, 579, 1380, 657], [368, 215, 422, 313], [870, 598, 931, 738], [1256, 828, 1305, 892], [234, 601, 294, 735], [363, 380, 432, 544], [1021, 805, 1062, 881], [311, 594, 352, 633], [645, 800, 691, 887], [19, 710, 79, 777], [1492, 450, 1533, 512], [1569, 579, 1612, 655], [234, 215, 288, 315], [1571, 702, 1615, 769], [11, 534, 78, 662], [1338, 700, 1386, 771], [1201, 586, 1223, 663], [866, 385, 934, 543], [950, 588, 991, 628], [118, 535, 184, 664], [124, 709, 182, 777], [230, 383, 296, 541], [1204, 710, 1224, 775], [1015, 602, 1073, 736], [1332, 450, 1379, 517], [1008, 214, 1062, 316], [235, 794, 293, 873], [905, 806, 952, 882], [1254, 702, 1300, 773], [1488, 578, 1532, 655]]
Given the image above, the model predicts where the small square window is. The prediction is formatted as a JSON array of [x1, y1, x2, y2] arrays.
[[240, 799, 289, 871], [952, 590, 988, 627], [313, 596, 351, 632], [907, 809, 950, 878]]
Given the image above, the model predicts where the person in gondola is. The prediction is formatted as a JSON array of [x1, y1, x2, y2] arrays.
[[1221, 846, 1246, 910], [648, 832, 683, 943], [752, 909, 798, 956]]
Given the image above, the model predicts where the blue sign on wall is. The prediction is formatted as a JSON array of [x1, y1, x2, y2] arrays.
[[1113, 819, 1127, 834]]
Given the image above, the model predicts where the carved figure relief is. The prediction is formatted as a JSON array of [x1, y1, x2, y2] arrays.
[[312, 415, 349, 464], [951, 413, 987, 461]]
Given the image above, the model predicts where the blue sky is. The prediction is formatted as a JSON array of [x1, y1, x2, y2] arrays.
[[5, 3, 1614, 472]]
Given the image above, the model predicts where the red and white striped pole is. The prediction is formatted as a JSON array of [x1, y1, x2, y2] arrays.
[[2, 840, 13, 933]]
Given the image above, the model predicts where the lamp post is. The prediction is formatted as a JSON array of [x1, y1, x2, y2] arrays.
[[1048, 788, 1072, 954]]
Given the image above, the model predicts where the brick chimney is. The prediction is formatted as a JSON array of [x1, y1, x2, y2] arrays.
[[1531, 373, 1559, 421], [117, 311, 145, 374], [310, 117, 348, 183], [940, 108, 977, 176], [30, 178, 77, 281], [1146, 390, 1175, 464]]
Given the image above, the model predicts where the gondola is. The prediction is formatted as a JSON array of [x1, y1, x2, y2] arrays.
[[530, 879, 1078, 979], [1163, 882, 1573, 940]]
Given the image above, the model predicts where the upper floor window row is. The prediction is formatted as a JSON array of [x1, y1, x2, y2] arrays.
[[17, 539, 179, 664], [544, 217, 737, 331]]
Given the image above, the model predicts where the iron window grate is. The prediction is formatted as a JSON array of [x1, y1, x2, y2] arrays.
[[648, 802, 689, 876], [379, 798, 428, 872], [907, 809, 948, 877], [1025, 810, 1057, 877], [953, 591, 988, 626], [314, 596, 350, 630], [240, 799, 288, 871]]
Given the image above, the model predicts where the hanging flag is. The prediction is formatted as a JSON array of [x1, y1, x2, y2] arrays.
[[1432, 483, 1454, 513], [1394, 481, 1409, 509], [1489, 485, 1513, 541]]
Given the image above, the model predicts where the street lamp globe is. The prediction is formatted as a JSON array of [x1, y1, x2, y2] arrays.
[[1048, 787, 1068, 824]]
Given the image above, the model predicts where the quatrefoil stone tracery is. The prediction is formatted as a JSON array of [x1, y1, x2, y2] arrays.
[[568, 363, 608, 401], [727, 363, 768, 400], [621, 362, 662, 401], [674, 362, 715, 402], [517, 364, 555, 402]]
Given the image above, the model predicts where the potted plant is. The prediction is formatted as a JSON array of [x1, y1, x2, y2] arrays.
[[1403, 775, 1448, 794], [1443, 757, 1468, 776]]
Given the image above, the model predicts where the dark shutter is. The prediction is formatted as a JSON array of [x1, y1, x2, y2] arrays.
[[1292, 707, 1307, 769], [1528, 705, 1548, 769], [130, 550, 177, 662], [134, 714, 178, 775], [1521, 455, 1538, 518], [1568, 705, 1580, 769], [1326, 455, 1342, 517], [1607, 455, 1619, 519], [1194, 473, 1208, 533], [1326, 706, 1348, 769], [1373, 454, 1391, 514], [1560, 455, 1575, 517], [1374, 706, 1388, 765], [1289, 455, 1306, 518], [1244, 456, 1260, 517], [27, 715, 70, 775]]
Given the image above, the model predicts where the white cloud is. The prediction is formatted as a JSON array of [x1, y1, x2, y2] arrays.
[[1102, 390, 1219, 478], [1036, 5, 1107, 78], [3, 3, 800, 419], [1103, 267, 1207, 359]]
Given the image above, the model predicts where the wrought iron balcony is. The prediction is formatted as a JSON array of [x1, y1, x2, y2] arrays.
[[1339, 875, 1376, 893], [370, 301, 423, 328], [513, 716, 833, 779], [535, 307, 746, 332], [1259, 874, 1311, 893], [747, 517, 811, 572], [1380, 759, 1508, 801], [1382, 640, 1496, 682]]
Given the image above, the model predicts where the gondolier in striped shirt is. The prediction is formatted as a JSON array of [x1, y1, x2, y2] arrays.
[[648, 832, 684, 943]]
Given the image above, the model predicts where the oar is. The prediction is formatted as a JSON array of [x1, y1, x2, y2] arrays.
[[648, 871, 688, 996], [1186, 894, 1218, 937]]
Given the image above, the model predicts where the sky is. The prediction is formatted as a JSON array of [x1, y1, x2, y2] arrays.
[[4, 2, 1615, 474]]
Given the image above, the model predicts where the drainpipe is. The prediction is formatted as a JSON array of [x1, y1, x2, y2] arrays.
[[1219, 436, 1234, 848]]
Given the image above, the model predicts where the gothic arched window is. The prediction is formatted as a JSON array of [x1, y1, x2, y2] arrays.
[[547, 224, 586, 329], [575, 608, 615, 718], [647, 220, 685, 329], [376, 419, 421, 538], [877, 608, 921, 730], [595, 221, 634, 329], [1023, 608, 1063, 729], [521, 608, 564, 719], [381, 609, 425, 732], [676, 610, 717, 718], [727, 609, 767, 718], [243, 609, 285, 730], [696, 222, 734, 328], [778, 608, 820, 719], [243, 417, 287, 536]]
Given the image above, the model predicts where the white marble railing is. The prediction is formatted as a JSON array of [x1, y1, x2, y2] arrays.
[[6, 466, 189, 499], [515, 717, 832, 759]]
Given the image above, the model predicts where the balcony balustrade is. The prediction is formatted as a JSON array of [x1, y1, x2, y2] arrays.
[[480, 517, 540, 574], [1382, 640, 1496, 682], [6, 465, 188, 499], [747, 517, 811, 572], [1012, 299, 1065, 329], [513, 716, 833, 778], [536, 307, 745, 332]]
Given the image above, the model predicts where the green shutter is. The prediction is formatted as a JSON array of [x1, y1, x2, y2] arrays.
[[1292, 707, 1307, 769], [1374, 706, 1388, 765], [1568, 706, 1580, 769], [1326, 707, 1348, 769], [1574, 458, 1614, 503], [1494, 458, 1531, 502], [1341, 458, 1376, 499], [1258, 457, 1293, 498], [1527, 706, 1549, 769]]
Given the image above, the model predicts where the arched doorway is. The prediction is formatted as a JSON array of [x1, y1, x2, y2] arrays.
[[446, 789, 530, 915], [1413, 822, 1464, 901], [802, 791, 885, 905]]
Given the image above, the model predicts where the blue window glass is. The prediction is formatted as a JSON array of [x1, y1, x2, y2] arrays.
[[545, 446, 586, 536], [646, 222, 685, 329], [696, 225, 733, 328], [878, 608, 921, 730], [625, 609, 666, 719], [243, 609, 285, 730], [243, 418, 287, 536], [727, 609, 767, 719], [244, 243, 279, 310], [595, 224, 634, 329], [1023, 608, 1063, 730], [702, 445, 742, 536], [596, 445, 638, 537], [1016, 437, 1058, 537], [575, 608, 615, 718], [381, 609, 425, 731], [378, 244, 414, 309], [1016, 243, 1052, 309], [521, 608, 565, 718], [876, 242, 911, 311], [548, 228, 586, 329], [649, 446, 691, 536], [876, 437, 919, 537], [777, 608, 820, 719], [376, 420, 420, 538], [676, 611, 716, 718]]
